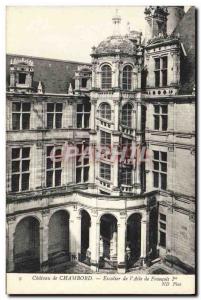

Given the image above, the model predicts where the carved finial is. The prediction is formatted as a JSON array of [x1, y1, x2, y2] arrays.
[[68, 83, 73, 95], [37, 81, 43, 94], [112, 9, 121, 36]]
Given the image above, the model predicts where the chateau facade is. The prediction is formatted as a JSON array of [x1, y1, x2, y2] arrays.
[[6, 6, 195, 274]]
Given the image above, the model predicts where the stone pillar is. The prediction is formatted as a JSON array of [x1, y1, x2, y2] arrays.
[[89, 142, 96, 186], [40, 210, 49, 271], [117, 217, 126, 273], [113, 99, 119, 131], [90, 99, 97, 131], [7, 217, 16, 272], [140, 212, 149, 266], [90, 214, 100, 272], [69, 209, 81, 261]]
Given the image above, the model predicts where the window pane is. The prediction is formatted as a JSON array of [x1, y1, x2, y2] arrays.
[[12, 148, 20, 159], [160, 231, 166, 247], [47, 113, 54, 129], [162, 70, 167, 86], [46, 157, 53, 169], [46, 170, 53, 187], [19, 73, 26, 84], [77, 114, 82, 128], [55, 113, 62, 128], [162, 115, 168, 131], [47, 103, 54, 112], [84, 101, 91, 112], [56, 103, 63, 112], [12, 174, 19, 192], [84, 166, 89, 182], [154, 105, 160, 113], [162, 56, 168, 69], [55, 161, 61, 168], [55, 170, 61, 186], [161, 173, 167, 190], [161, 162, 167, 172], [12, 102, 21, 112], [22, 160, 30, 172], [22, 103, 31, 111], [22, 148, 30, 158], [12, 161, 20, 173], [153, 151, 159, 160], [84, 157, 89, 165], [22, 114, 30, 129], [12, 113, 20, 130], [153, 172, 159, 188], [153, 161, 159, 170], [84, 114, 89, 128], [21, 173, 29, 190], [77, 104, 83, 112], [161, 152, 167, 162], [154, 115, 160, 130], [47, 146, 54, 157], [76, 168, 81, 183], [155, 71, 160, 87], [160, 213, 166, 221], [160, 222, 166, 230], [155, 58, 160, 70], [162, 105, 168, 114]]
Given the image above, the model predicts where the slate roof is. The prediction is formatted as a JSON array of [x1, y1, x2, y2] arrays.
[[6, 54, 90, 94]]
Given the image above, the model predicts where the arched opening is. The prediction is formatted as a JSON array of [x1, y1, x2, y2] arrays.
[[122, 65, 133, 90], [48, 210, 70, 266], [80, 210, 91, 264], [14, 216, 40, 272], [126, 213, 141, 268], [149, 206, 158, 259], [101, 65, 112, 89], [122, 103, 132, 128], [99, 214, 117, 269], [99, 102, 111, 120]]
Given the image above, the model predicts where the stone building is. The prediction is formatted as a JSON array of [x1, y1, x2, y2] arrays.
[[6, 6, 195, 274]]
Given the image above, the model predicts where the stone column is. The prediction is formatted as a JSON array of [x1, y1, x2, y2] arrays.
[[7, 217, 16, 272], [69, 209, 81, 261], [117, 217, 126, 273], [90, 214, 100, 272], [40, 210, 49, 271], [90, 99, 97, 131], [140, 212, 149, 266], [113, 99, 119, 131]]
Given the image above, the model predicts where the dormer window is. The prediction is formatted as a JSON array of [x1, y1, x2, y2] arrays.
[[81, 78, 88, 88]]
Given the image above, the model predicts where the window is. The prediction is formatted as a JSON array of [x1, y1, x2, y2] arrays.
[[12, 102, 31, 130], [100, 130, 111, 146], [76, 101, 91, 128], [76, 144, 89, 183], [154, 105, 168, 131], [11, 147, 30, 192], [122, 103, 132, 127], [153, 151, 167, 190], [122, 65, 132, 90], [101, 65, 112, 89], [120, 166, 132, 186], [159, 213, 166, 248], [121, 138, 132, 164], [154, 56, 168, 87], [46, 146, 62, 187], [47, 103, 63, 129], [81, 78, 88, 88], [100, 162, 111, 181], [18, 73, 26, 84], [99, 103, 111, 120]]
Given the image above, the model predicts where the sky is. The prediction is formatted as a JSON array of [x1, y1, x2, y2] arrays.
[[6, 6, 189, 63]]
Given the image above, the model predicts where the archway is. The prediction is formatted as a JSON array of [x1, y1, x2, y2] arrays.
[[14, 216, 40, 272], [80, 210, 91, 263], [126, 213, 141, 268], [48, 210, 70, 266], [99, 214, 118, 269]]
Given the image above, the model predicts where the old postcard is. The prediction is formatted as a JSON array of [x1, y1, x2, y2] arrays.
[[6, 5, 196, 295]]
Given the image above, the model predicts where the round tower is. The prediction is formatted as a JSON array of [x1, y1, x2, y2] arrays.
[[167, 6, 185, 35]]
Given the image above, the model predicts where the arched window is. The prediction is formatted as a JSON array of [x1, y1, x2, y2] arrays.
[[122, 103, 132, 127], [100, 103, 111, 120], [122, 65, 132, 90], [101, 65, 112, 89]]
